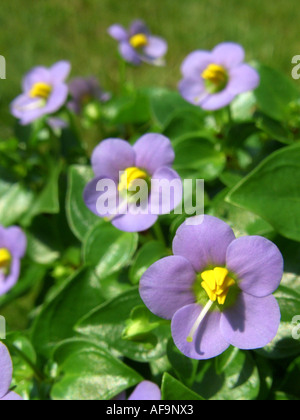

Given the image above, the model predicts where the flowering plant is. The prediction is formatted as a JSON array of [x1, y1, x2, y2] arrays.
[[1, 10, 300, 402]]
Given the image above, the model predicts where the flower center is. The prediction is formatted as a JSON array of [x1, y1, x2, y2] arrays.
[[187, 267, 236, 343], [29, 82, 52, 100], [0, 248, 12, 275], [201, 267, 235, 305], [129, 33, 148, 49], [201, 64, 228, 93], [118, 167, 149, 192]]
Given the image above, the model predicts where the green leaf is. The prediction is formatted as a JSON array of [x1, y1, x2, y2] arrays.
[[149, 88, 204, 128], [83, 223, 138, 278], [166, 339, 198, 388], [194, 348, 260, 400], [31, 267, 104, 357], [21, 160, 62, 225], [254, 63, 300, 121], [129, 240, 168, 285], [256, 272, 300, 359], [76, 288, 171, 362], [102, 89, 150, 125], [173, 136, 226, 181], [66, 165, 102, 241], [226, 143, 300, 242], [0, 177, 34, 226], [51, 338, 142, 400], [161, 373, 204, 401]]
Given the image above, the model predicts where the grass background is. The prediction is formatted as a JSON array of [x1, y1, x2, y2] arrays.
[[0, 0, 299, 137]]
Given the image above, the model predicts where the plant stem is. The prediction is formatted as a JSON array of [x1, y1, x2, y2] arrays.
[[152, 221, 167, 247]]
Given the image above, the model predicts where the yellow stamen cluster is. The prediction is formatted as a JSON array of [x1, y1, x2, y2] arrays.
[[118, 167, 148, 192], [129, 33, 148, 49], [201, 267, 235, 305], [30, 82, 52, 99], [0, 248, 12, 273], [201, 64, 227, 86]]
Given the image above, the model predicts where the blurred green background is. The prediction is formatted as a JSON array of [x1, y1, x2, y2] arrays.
[[1, 0, 299, 138]]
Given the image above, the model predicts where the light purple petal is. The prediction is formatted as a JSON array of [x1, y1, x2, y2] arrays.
[[83, 176, 119, 218], [201, 88, 236, 111], [144, 36, 167, 59], [212, 42, 245, 69], [91, 139, 136, 181], [112, 212, 158, 233], [134, 133, 175, 175], [0, 258, 20, 296], [1, 226, 27, 258], [227, 64, 260, 95], [172, 215, 236, 273], [22, 66, 51, 92], [178, 77, 209, 106], [220, 293, 281, 350], [44, 84, 69, 114], [140, 256, 196, 320], [50, 61, 71, 85], [226, 236, 283, 297], [1, 391, 23, 401], [128, 381, 161, 400], [108, 24, 128, 41], [10, 94, 46, 124], [150, 167, 183, 215], [181, 51, 213, 79], [171, 304, 230, 360], [129, 20, 149, 37], [119, 42, 141, 65], [0, 343, 12, 399]]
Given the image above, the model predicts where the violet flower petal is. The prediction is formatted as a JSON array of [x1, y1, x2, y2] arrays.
[[150, 166, 183, 215], [1, 391, 23, 401], [172, 215, 236, 273], [171, 304, 230, 360], [119, 42, 141, 65], [133, 133, 175, 175], [226, 236, 284, 297], [143, 36, 168, 59], [108, 24, 128, 42], [91, 139, 136, 181], [112, 212, 158, 233], [50, 61, 71, 85], [220, 293, 281, 349], [0, 342, 13, 399], [227, 64, 260, 95], [178, 77, 208, 106], [140, 256, 196, 319], [128, 381, 161, 400], [181, 51, 213, 79], [212, 42, 245, 68]]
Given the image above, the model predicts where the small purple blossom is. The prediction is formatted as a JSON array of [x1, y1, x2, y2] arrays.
[[115, 381, 161, 400], [83, 134, 182, 233], [11, 61, 71, 125], [140, 215, 283, 360], [0, 226, 27, 296], [179, 42, 260, 110], [108, 20, 167, 66], [0, 342, 23, 401], [68, 77, 111, 114]]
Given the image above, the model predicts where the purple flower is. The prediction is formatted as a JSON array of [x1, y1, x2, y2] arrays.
[[0, 342, 23, 400], [0, 226, 27, 296], [108, 20, 167, 66], [116, 381, 161, 400], [179, 42, 260, 111], [68, 77, 111, 114], [140, 215, 283, 360], [11, 61, 71, 125], [83, 134, 182, 233]]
